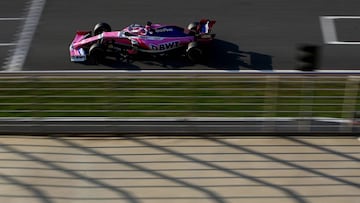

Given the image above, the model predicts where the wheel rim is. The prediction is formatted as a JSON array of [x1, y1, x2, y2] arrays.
[[188, 48, 202, 61]]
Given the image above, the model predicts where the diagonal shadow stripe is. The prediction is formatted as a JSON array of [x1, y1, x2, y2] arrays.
[[208, 136, 360, 189], [285, 137, 360, 162], [126, 136, 308, 203], [0, 173, 52, 203], [0, 143, 140, 203], [55, 137, 227, 203]]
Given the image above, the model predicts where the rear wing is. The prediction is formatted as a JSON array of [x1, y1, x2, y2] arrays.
[[199, 19, 216, 34], [195, 19, 216, 42]]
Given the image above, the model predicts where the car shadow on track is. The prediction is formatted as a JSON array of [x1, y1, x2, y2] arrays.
[[96, 39, 274, 71], [205, 39, 274, 71]]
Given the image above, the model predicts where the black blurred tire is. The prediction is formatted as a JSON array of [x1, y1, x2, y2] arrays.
[[186, 42, 203, 63], [89, 43, 105, 64], [94, 22, 112, 35]]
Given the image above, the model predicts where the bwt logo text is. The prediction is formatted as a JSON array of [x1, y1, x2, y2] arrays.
[[151, 41, 180, 50]]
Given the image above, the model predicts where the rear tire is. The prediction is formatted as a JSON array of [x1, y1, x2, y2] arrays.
[[94, 22, 111, 35], [89, 43, 105, 64], [186, 42, 203, 63]]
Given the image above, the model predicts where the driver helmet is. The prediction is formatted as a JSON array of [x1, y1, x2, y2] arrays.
[[145, 21, 152, 30]]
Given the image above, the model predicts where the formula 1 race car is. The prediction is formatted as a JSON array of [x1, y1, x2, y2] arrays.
[[69, 19, 216, 64]]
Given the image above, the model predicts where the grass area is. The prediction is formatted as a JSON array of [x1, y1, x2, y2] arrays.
[[0, 75, 359, 118]]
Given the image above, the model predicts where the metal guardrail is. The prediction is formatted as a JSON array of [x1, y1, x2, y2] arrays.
[[0, 71, 359, 134]]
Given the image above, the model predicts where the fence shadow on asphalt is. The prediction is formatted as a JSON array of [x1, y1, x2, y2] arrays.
[[284, 137, 360, 164], [207, 136, 360, 189], [0, 136, 358, 202], [54, 137, 227, 203], [0, 139, 140, 203], [125, 136, 307, 203], [0, 172, 52, 203]]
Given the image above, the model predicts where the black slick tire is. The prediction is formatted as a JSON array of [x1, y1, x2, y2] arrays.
[[186, 42, 203, 63], [94, 23, 112, 35], [89, 43, 105, 64]]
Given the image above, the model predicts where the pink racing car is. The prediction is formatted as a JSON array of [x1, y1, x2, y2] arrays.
[[70, 19, 216, 64]]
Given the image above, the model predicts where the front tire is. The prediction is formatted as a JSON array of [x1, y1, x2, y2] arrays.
[[89, 43, 105, 64], [94, 22, 111, 35]]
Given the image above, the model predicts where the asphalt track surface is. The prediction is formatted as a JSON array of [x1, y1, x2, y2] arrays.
[[0, 135, 359, 203], [2, 0, 360, 71]]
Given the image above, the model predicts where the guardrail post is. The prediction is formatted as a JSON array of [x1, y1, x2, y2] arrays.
[[189, 73, 198, 118], [341, 76, 360, 133], [263, 76, 279, 132], [29, 75, 40, 118], [27, 75, 42, 131], [298, 76, 315, 133], [107, 74, 115, 117]]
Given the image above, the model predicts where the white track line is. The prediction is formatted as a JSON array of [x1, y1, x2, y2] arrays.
[[0, 18, 22, 47], [320, 16, 360, 45], [3, 0, 46, 71], [320, 16, 338, 44], [0, 43, 17, 46], [0, 18, 24, 21]]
